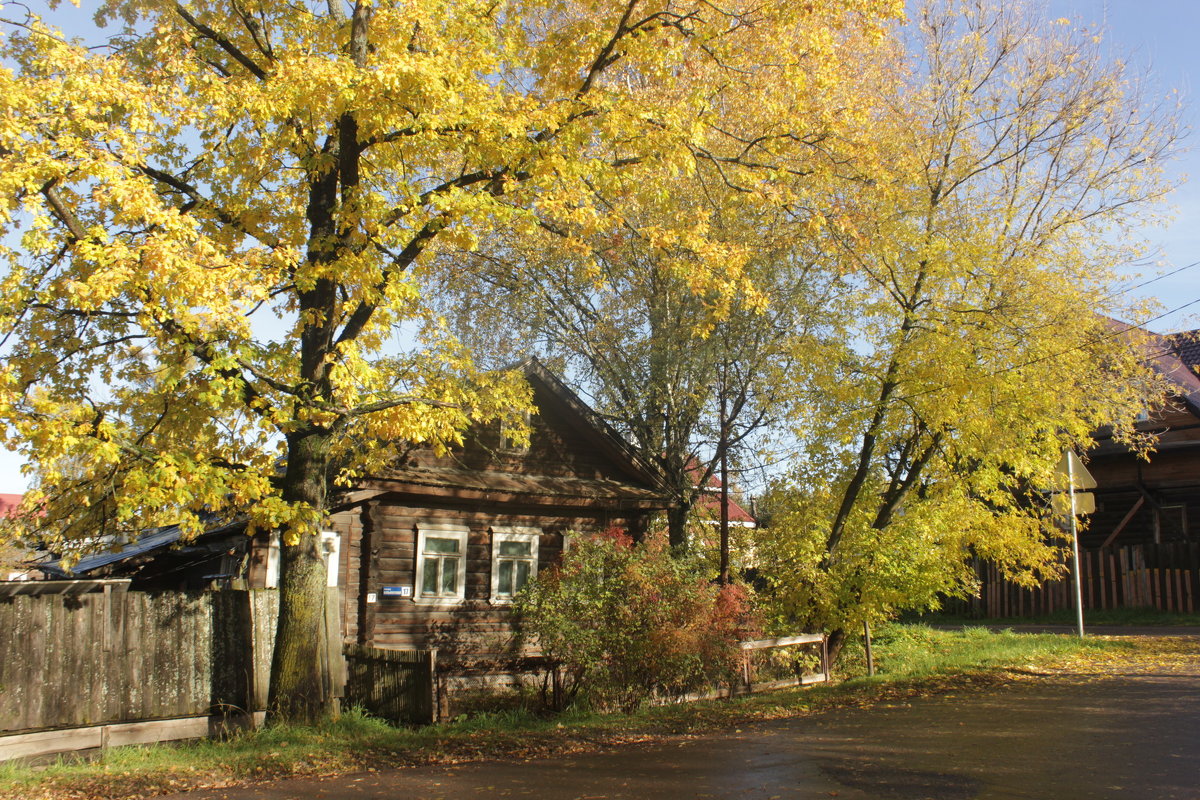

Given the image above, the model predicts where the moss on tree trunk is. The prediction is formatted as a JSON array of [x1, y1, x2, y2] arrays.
[[267, 430, 338, 724]]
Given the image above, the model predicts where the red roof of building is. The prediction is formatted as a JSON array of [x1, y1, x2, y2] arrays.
[[0, 494, 22, 517], [689, 469, 756, 524], [1101, 319, 1200, 415]]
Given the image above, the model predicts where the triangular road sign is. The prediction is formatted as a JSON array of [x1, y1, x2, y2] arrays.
[[1054, 450, 1097, 490]]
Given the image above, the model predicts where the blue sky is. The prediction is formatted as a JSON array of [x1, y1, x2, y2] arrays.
[[0, 1, 1196, 492], [1050, 0, 1200, 331]]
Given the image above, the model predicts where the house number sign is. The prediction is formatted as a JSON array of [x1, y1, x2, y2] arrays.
[[382, 586, 412, 598]]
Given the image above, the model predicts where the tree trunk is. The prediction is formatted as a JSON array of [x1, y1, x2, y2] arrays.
[[667, 503, 689, 551], [826, 627, 848, 667], [267, 430, 338, 724]]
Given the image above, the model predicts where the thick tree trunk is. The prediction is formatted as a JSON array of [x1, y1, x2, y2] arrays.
[[267, 430, 338, 724], [667, 503, 689, 551]]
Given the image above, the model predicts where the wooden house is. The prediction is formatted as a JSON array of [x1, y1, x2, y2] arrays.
[[42, 359, 671, 665], [317, 359, 668, 663], [1085, 328, 1200, 548]]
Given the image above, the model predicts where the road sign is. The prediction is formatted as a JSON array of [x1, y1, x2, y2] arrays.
[[1052, 491, 1096, 515], [1055, 449, 1092, 639], [1054, 450, 1096, 489]]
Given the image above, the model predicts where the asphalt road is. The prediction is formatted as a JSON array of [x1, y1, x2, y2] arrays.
[[160, 661, 1200, 800]]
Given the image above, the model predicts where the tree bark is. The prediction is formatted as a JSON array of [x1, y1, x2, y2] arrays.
[[825, 627, 848, 666], [666, 503, 689, 551], [267, 429, 337, 724]]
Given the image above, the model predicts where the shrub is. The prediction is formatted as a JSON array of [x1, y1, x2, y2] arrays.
[[515, 528, 754, 712]]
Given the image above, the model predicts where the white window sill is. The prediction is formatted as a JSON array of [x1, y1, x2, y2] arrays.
[[412, 596, 466, 607]]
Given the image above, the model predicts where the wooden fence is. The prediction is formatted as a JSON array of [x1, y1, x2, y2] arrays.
[[739, 634, 829, 692], [0, 588, 280, 734], [0, 585, 362, 762], [343, 644, 437, 725], [955, 542, 1200, 618]]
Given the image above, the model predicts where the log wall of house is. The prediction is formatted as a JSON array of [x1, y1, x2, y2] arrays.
[[330, 502, 644, 663]]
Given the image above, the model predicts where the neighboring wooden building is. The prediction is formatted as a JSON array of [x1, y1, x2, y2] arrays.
[[42, 359, 670, 664], [1086, 328, 1200, 548]]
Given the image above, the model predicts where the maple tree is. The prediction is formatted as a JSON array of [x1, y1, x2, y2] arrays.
[[0, 0, 899, 720], [756, 0, 1180, 654]]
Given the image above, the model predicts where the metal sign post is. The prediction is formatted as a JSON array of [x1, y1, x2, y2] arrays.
[[1067, 455, 1085, 639], [1054, 450, 1096, 639]]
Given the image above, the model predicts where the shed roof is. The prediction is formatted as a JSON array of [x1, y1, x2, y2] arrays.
[[38, 518, 242, 578]]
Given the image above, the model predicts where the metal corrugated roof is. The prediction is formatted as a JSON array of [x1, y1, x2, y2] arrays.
[[40, 518, 242, 577]]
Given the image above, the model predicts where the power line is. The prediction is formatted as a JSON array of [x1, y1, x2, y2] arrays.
[[1114, 259, 1200, 297], [752, 294, 1200, 473]]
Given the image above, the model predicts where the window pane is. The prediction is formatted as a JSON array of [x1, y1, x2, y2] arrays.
[[441, 556, 458, 594], [421, 558, 439, 596], [425, 536, 460, 555], [497, 560, 514, 595], [515, 560, 531, 592], [498, 540, 532, 557]]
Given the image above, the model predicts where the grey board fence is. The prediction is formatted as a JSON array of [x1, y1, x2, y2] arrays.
[[0, 585, 397, 761], [0, 587, 281, 734]]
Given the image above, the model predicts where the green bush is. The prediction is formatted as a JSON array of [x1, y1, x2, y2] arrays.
[[515, 528, 751, 712]]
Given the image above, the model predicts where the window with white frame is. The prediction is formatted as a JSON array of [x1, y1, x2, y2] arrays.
[[415, 524, 470, 603], [264, 530, 340, 588], [490, 527, 540, 602]]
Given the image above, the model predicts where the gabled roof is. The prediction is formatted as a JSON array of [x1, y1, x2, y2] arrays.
[[341, 357, 669, 509], [516, 357, 666, 490], [687, 462, 756, 525]]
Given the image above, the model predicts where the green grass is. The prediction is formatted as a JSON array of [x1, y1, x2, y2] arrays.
[[0, 625, 1162, 800], [836, 623, 1129, 682], [914, 606, 1200, 627]]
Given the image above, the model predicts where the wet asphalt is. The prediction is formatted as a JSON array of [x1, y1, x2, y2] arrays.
[[159, 660, 1200, 800]]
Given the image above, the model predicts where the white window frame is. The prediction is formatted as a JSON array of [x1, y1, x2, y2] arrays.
[[490, 526, 540, 604], [264, 530, 340, 589], [415, 523, 470, 605]]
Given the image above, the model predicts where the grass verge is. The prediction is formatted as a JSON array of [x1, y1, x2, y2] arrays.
[[1, 625, 1192, 800]]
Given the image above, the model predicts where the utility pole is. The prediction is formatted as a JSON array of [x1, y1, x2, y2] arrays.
[[718, 389, 730, 586]]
